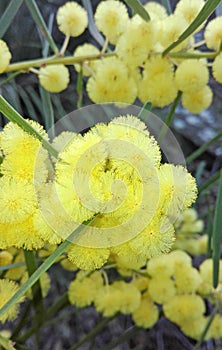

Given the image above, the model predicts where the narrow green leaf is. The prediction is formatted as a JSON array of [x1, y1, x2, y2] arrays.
[[0, 215, 97, 319], [124, 0, 150, 21], [212, 170, 222, 288], [40, 86, 54, 137], [25, 86, 44, 116], [24, 0, 58, 55], [0, 96, 58, 158], [0, 0, 23, 38], [17, 86, 38, 121], [199, 170, 220, 194], [81, 0, 105, 47], [161, 0, 172, 14], [186, 131, 222, 164], [195, 161, 206, 186], [76, 68, 83, 109], [0, 71, 23, 88], [163, 0, 222, 56]]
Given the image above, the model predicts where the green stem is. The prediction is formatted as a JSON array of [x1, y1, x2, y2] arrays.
[[199, 170, 220, 194], [0, 96, 58, 158], [69, 317, 115, 350], [76, 68, 83, 109], [24, 250, 44, 326], [193, 306, 218, 350], [186, 131, 222, 164], [5, 52, 116, 73], [158, 91, 182, 143], [168, 51, 217, 59], [0, 215, 97, 320], [101, 326, 140, 350]]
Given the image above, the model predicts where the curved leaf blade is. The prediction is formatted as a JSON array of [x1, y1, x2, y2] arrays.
[[124, 0, 150, 21]]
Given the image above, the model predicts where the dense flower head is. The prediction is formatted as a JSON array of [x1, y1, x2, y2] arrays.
[[0, 40, 11, 74], [204, 17, 222, 50], [73, 43, 100, 77], [181, 85, 213, 114], [174, 0, 205, 25], [39, 65, 70, 93], [132, 293, 159, 328], [56, 1, 88, 37], [0, 279, 24, 323], [175, 59, 209, 92], [144, 2, 167, 20], [94, 0, 129, 44]]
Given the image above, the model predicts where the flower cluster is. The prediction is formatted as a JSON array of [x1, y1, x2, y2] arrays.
[[67, 249, 222, 341], [1, 0, 222, 113]]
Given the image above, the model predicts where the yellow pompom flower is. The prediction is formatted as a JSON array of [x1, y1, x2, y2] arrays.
[[208, 314, 222, 339], [144, 2, 167, 20], [56, 2, 88, 37], [163, 294, 205, 325], [0, 40, 11, 74], [60, 257, 78, 271], [68, 271, 103, 307], [175, 60, 209, 92], [182, 85, 213, 113], [0, 279, 24, 323], [213, 53, 222, 83], [138, 72, 177, 107], [147, 254, 175, 278], [159, 15, 190, 50], [167, 249, 192, 269], [39, 65, 69, 93], [181, 316, 209, 340], [0, 120, 47, 156], [148, 276, 176, 304], [174, 0, 205, 25], [112, 281, 141, 314], [73, 43, 100, 76], [0, 177, 37, 223], [5, 250, 26, 281], [116, 18, 155, 67], [67, 245, 110, 270], [198, 259, 222, 295], [132, 294, 159, 328], [174, 265, 202, 293], [205, 17, 222, 50], [94, 285, 122, 317], [0, 251, 13, 266], [95, 0, 129, 44], [87, 57, 137, 104]]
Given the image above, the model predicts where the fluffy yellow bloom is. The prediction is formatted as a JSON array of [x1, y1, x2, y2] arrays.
[[148, 276, 176, 304], [56, 2, 88, 37], [73, 43, 100, 76], [67, 244, 110, 270], [175, 60, 209, 92], [116, 18, 155, 67], [163, 294, 205, 325], [167, 249, 192, 269], [158, 164, 197, 221], [68, 271, 103, 307], [131, 275, 149, 292], [39, 65, 69, 93], [174, 265, 202, 293], [208, 314, 222, 339], [0, 120, 46, 156], [0, 279, 24, 323], [60, 257, 78, 271], [112, 281, 141, 314], [182, 85, 213, 113], [138, 72, 177, 107], [0, 40, 11, 74], [181, 316, 209, 340], [0, 177, 37, 223], [159, 15, 190, 50], [94, 0, 129, 44], [147, 254, 175, 278], [144, 2, 167, 20], [143, 56, 174, 79], [94, 285, 122, 317], [86, 57, 137, 104], [213, 53, 222, 83], [33, 209, 62, 245], [132, 294, 159, 328], [175, 0, 205, 25], [205, 17, 222, 50], [0, 251, 13, 266], [198, 259, 222, 295]]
